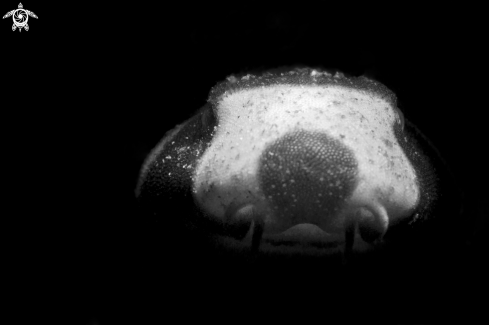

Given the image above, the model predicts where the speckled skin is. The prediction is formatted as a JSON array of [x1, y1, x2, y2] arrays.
[[259, 130, 358, 232], [135, 68, 442, 256]]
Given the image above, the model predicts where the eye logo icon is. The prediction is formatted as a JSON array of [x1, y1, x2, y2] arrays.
[[3, 3, 37, 32]]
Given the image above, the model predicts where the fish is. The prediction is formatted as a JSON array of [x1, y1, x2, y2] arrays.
[[135, 67, 461, 267]]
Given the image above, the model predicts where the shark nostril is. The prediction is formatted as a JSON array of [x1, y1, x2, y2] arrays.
[[258, 129, 359, 231], [223, 202, 255, 240], [359, 223, 384, 243], [356, 207, 389, 244]]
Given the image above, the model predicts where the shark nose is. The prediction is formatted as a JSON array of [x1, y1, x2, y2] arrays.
[[258, 130, 359, 232]]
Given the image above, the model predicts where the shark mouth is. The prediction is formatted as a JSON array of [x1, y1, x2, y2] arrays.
[[214, 222, 373, 256], [261, 224, 344, 249]]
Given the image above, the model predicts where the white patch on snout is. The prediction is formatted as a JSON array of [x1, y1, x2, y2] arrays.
[[192, 84, 419, 233]]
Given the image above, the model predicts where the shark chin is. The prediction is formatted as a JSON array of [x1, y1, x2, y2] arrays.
[[212, 223, 374, 257]]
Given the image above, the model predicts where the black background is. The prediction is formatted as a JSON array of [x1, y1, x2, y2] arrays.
[[3, 3, 487, 324]]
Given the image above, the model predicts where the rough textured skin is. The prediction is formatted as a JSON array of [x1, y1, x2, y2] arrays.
[[259, 130, 358, 233], [135, 68, 455, 258]]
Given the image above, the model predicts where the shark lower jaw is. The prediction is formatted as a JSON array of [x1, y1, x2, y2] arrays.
[[213, 223, 374, 257]]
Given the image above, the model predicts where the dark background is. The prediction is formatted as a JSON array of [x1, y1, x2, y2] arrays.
[[3, 3, 486, 324]]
